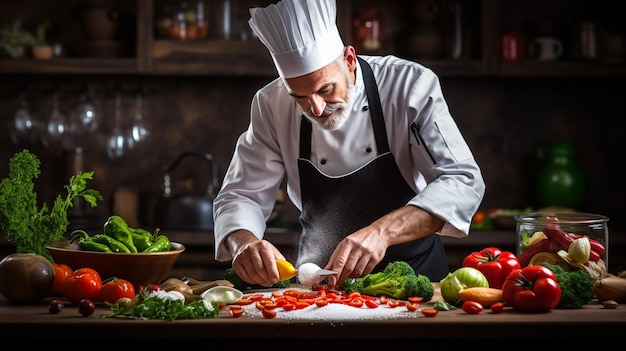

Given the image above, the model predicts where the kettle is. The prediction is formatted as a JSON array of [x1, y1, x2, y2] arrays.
[[153, 152, 220, 231]]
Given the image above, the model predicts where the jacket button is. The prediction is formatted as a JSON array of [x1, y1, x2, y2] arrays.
[[366, 147, 372, 153], [362, 105, 369, 111], [320, 159, 327, 165]]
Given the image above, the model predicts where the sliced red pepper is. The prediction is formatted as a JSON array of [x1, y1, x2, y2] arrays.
[[315, 298, 329, 307], [364, 299, 379, 308]]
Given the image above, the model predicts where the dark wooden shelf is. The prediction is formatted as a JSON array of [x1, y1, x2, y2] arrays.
[[0, 58, 137, 75], [1, 0, 623, 77]]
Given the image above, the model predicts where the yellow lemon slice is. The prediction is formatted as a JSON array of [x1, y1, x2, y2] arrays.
[[275, 259, 297, 280]]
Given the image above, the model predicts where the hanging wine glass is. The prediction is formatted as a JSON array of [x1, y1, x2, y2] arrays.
[[106, 92, 130, 159], [71, 85, 98, 134], [128, 91, 151, 145], [46, 92, 69, 148], [10, 93, 36, 144]]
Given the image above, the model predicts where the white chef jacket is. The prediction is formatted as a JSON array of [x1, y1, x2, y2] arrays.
[[213, 55, 486, 262]]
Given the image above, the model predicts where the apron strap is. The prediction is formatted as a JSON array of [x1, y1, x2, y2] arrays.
[[299, 115, 311, 159], [358, 56, 390, 154]]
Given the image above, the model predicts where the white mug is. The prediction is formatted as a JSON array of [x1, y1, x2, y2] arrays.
[[533, 37, 564, 61]]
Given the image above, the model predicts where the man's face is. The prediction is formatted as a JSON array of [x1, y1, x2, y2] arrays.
[[287, 59, 355, 131]]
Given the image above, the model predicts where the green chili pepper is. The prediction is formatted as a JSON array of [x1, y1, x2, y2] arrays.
[[92, 234, 132, 253], [71, 230, 113, 253], [103, 215, 138, 253], [131, 228, 154, 252], [143, 235, 171, 253]]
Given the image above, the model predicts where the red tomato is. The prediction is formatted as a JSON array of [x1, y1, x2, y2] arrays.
[[262, 308, 277, 319], [50, 263, 73, 296], [462, 247, 521, 289], [490, 302, 505, 314], [99, 278, 135, 304], [63, 268, 103, 305], [408, 296, 424, 304], [462, 300, 484, 314], [406, 303, 419, 311], [379, 295, 388, 305], [501, 265, 561, 313], [387, 300, 400, 308], [73, 268, 101, 282], [421, 308, 439, 317], [229, 305, 243, 318]]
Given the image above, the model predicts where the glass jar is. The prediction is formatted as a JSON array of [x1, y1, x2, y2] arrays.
[[515, 212, 609, 276]]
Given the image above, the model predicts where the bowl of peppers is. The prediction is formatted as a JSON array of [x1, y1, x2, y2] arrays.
[[46, 215, 185, 287]]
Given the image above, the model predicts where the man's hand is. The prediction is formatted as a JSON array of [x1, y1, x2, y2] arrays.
[[227, 230, 286, 287], [325, 206, 444, 287]]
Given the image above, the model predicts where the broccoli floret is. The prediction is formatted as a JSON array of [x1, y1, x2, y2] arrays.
[[341, 261, 434, 301], [224, 267, 291, 291], [539, 262, 595, 309], [340, 277, 363, 293], [415, 273, 435, 302]]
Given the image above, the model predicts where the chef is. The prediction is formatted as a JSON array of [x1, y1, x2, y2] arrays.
[[213, 0, 485, 287]]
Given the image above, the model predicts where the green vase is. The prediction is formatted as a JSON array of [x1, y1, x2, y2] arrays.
[[534, 142, 586, 208]]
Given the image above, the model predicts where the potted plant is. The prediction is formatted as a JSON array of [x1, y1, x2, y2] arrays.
[[31, 19, 53, 59], [0, 18, 36, 58]]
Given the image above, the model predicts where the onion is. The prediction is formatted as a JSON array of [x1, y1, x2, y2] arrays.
[[0, 253, 55, 305]]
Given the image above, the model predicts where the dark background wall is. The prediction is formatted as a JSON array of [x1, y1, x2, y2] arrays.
[[1, 73, 623, 231]]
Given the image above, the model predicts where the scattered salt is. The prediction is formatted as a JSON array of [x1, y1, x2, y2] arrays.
[[241, 288, 423, 320]]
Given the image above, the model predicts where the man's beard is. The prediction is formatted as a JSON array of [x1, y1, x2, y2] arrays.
[[303, 71, 355, 131]]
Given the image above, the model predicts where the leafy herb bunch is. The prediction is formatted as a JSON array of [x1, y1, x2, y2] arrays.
[[0, 149, 103, 261]]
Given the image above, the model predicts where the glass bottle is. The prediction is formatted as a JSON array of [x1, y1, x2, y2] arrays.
[[353, 9, 383, 54], [534, 142, 587, 209]]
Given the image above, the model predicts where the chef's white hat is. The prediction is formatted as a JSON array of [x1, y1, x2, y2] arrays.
[[249, 0, 344, 79]]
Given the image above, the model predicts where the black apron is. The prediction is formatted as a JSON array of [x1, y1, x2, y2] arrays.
[[296, 57, 448, 281]]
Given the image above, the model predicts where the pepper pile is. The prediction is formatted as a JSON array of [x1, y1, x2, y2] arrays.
[[71, 215, 171, 253]]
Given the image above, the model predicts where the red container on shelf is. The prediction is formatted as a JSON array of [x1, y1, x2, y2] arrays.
[[500, 31, 525, 62]]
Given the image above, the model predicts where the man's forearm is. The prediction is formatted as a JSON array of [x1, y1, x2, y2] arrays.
[[372, 205, 444, 246]]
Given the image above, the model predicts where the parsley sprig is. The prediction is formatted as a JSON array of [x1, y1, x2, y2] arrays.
[[101, 293, 220, 320], [0, 149, 103, 261]]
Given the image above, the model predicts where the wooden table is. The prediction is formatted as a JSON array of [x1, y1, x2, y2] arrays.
[[2, 284, 624, 344]]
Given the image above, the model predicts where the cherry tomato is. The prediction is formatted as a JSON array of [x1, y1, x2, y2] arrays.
[[229, 305, 243, 318], [406, 303, 419, 311], [99, 278, 135, 304], [462, 300, 484, 314], [50, 263, 73, 296], [364, 299, 379, 308], [48, 299, 64, 314], [490, 302, 505, 314], [261, 308, 277, 319], [78, 299, 95, 317], [408, 296, 424, 304], [63, 268, 102, 305], [421, 308, 439, 317]]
